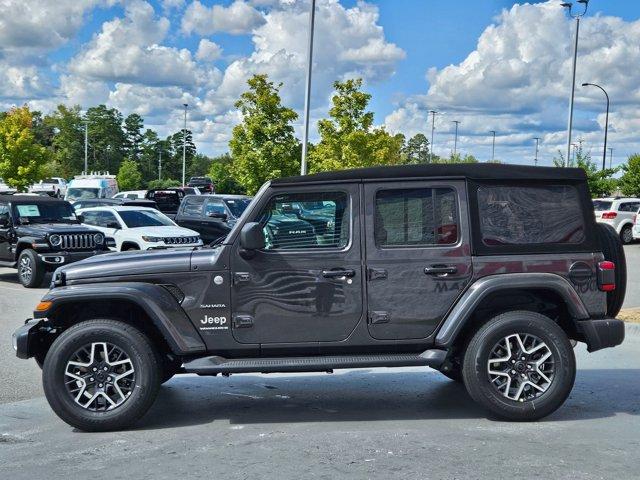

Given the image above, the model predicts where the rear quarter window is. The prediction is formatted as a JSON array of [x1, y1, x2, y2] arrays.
[[478, 185, 585, 246]]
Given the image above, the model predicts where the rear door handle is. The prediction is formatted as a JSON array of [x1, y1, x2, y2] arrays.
[[322, 269, 356, 279], [424, 265, 457, 275]]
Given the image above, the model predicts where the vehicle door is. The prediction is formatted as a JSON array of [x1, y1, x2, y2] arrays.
[[617, 201, 640, 227], [175, 196, 206, 237], [202, 198, 232, 243], [230, 185, 364, 344], [0, 202, 13, 261], [364, 181, 472, 340]]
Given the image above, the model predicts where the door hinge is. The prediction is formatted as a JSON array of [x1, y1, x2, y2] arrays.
[[233, 272, 251, 284], [368, 268, 388, 280], [369, 311, 390, 324], [233, 315, 254, 329]]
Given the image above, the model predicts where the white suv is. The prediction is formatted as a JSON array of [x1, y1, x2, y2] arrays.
[[593, 197, 640, 244], [78, 206, 202, 251]]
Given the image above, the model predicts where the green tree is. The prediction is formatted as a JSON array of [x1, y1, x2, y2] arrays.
[[85, 105, 126, 174], [229, 74, 300, 194], [208, 154, 245, 194], [117, 159, 142, 191], [0, 106, 50, 190], [439, 153, 479, 164], [187, 153, 213, 180], [148, 178, 181, 189], [44, 104, 85, 177], [618, 154, 640, 197], [402, 133, 430, 164], [308, 78, 404, 173], [554, 146, 617, 197], [123, 113, 144, 161]]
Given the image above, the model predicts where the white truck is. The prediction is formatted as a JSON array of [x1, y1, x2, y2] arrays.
[[65, 172, 118, 202], [28, 177, 67, 197]]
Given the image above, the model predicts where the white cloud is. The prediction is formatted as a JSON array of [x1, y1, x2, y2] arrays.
[[196, 39, 223, 62], [181, 0, 265, 35], [385, 1, 640, 166]]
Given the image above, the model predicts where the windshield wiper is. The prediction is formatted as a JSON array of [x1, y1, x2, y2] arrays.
[[208, 236, 226, 247]]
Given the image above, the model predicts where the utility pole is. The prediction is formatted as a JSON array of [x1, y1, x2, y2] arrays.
[[533, 137, 540, 166], [182, 103, 188, 186], [429, 110, 438, 163], [300, 0, 316, 175], [84, 122, 88, 174], [452, 120, 460, 156], [492, 132, 496, 161], [562, 0, 589, 167], [608, 147, 613, 169], [158, 148, 162, 181]]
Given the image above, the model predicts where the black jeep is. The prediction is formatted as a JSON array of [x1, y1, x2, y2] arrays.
[[12, 164, 626, 431], [0, 195, 109, 288]]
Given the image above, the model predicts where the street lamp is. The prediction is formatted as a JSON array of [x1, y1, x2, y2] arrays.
[[300, 0, 316, 176], [562, 0, 589, 167], [429, 110, 438, 163], [452, 120, 460, 156], [158, 145, 163, 181], [83, 121, 89, 174], [608, 147, 613, 169], [489, 130, 496, 162], [582, 82, 610, 171], [533, 137, 541, 166], [182, 103, 188, 186]]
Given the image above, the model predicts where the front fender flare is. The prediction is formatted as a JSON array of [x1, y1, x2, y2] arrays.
[[38, 282, 206, 355], [434, 273, 590, 348]]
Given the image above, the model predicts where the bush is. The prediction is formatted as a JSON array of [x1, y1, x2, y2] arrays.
[[147, 178, 181, 189]]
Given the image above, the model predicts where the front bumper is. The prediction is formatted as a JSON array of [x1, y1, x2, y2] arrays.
[[12, 319, 49, 359], [37, 249, 106, 267], [577, 318, 625, 352]]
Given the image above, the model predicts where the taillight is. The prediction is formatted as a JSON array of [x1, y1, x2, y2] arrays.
[[597, 261, 615, 291], [601, 211, 617, 219]]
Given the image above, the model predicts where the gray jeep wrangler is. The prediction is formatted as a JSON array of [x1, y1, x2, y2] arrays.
[[13, 163, 626, 431]]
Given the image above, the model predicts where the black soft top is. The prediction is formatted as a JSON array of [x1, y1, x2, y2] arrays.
[[0, 194, 68, 204], [272, 163, 586, 186]]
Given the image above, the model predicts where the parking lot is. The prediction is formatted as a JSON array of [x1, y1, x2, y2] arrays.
[[0, 248, 638, 478]]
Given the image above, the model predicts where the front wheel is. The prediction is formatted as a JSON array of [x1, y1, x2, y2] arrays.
[[462, 311, 575, 421], [17, 249, 45, 288], [42, 319, 161, 431], [620, 225, 633, 244]]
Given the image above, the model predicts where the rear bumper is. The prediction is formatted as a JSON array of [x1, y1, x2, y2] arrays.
[[577, 318, 625, 352], [12, 319, 48, 359]]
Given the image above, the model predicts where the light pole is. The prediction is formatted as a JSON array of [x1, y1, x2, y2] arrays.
[[489, 130, 496, 162], [300, 0, 316, 176], [608, 147, 613, 169], [562, 0, 589, 167], [582, 82, 610, 171], [182, 103, 188, 186], [429, 110, 438, 163], [533, 137, 541, 166], [158, 147, 162, 181], [83, 121, 89, 174], [452, 120, 460, 157]]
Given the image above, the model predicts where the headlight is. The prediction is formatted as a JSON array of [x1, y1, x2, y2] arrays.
[[142, 236, 162, 242], [49, 234, 62, 247], [93, 233, 104, 245]]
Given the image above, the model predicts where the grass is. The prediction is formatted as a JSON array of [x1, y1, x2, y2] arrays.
[[618, 309, 640, 323]]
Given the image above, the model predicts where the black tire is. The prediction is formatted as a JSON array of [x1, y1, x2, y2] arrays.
[[42, 319, 161, 432], [596, 223, 627, 317], [620, 224, 633, 245], [122, 244, 140, 251], [462, 311, 575, 421], [17, 249, 46, 288]]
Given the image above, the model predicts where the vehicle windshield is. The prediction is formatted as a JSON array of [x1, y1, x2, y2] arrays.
[[224, 198, 251, 217], [42, 178, 59, 184], [13, 202, 78, 224], [67, 188, 100, 201], [119, 210, 175, 228], [593, 200, 613, 211]]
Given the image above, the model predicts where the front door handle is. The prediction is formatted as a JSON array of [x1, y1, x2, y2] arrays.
[[322, 269, 356, 279], [424, 265, 457, 275]]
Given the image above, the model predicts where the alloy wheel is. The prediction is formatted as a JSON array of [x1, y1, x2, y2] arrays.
[[64, 342, 136, 411], [487, 333, 555, 402], [19, 256, 32, 283]]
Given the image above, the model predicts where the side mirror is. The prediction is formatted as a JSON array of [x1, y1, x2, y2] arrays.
[[239, 222, 265, 251], [208, 212, 227, 221], [0, 215, 9, 228], [76, 214, 84, 223], [106, 221, 121, 230]]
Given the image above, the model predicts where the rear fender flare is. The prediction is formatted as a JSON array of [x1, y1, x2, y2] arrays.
[[435, 273, 590, 348], [39, 282, 206, 355]]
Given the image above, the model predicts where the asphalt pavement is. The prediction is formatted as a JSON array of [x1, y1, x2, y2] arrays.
[[0, 249, 639, 479]]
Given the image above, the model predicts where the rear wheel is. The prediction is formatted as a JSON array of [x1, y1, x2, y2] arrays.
[[596, 223, 626, 317], [620, 224, 633, 244], [42, 319, 161, 431], [17, 249, 45, 288], [462, 311, 575, 421]]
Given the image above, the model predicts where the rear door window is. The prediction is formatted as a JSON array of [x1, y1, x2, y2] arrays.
[[182, 197, 205, 217], [478, 185, 585, 246]]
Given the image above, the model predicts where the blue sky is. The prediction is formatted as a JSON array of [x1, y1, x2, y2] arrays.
[[2, 0, 640, 165]]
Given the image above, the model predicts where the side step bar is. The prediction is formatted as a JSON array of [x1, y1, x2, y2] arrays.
[[183, 350, 447, 375]]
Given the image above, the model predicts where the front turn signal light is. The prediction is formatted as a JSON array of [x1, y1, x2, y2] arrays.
[[35, 301, 52, 312]]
